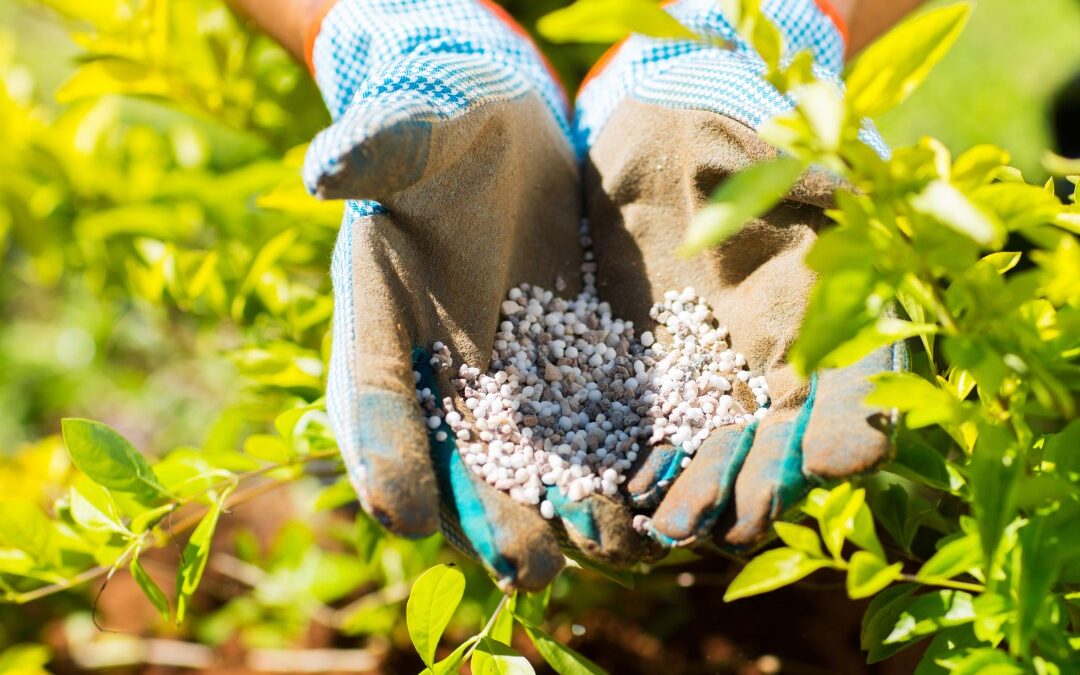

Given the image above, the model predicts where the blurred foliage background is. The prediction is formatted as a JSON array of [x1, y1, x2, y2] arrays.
[[2, 0, 1078, 474], [0, 0, 1076, 672]]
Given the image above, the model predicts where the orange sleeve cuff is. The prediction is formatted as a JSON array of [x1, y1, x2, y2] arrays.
[[304, 0, 340, 76], [813, 0, 850, 47]]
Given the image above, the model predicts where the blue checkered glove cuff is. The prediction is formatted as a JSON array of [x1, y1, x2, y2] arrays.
[[309, 0, 570, 126], [575, 0, 887, 157]]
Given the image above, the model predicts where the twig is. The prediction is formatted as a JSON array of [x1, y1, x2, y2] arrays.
[[463, 593, 511, 661], [13, 451, 337, 605]]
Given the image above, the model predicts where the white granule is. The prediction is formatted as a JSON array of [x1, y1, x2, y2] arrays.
[[414, 222, 769, 511]]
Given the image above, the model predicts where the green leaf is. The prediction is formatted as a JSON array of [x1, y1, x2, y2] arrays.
[[847, 551, 903, 599], [175, 494, 227, 623], [430, 636, 479, 675], [679, 157, 805, 256], [0, 501, 53, 563], [55, 58, 171, 103], [0, 643, 51, 674], [846, 3, 972, 117], [910, 180, 1005, 248], [976, 251, 1021, 275], [314, 476, 358, 512], [891, 437, 952, 491], [470, 636, 535, 675], [489, 594, 515, 645], [913, 626, 981, 674], [884, 590, 976, 645], [967, 423, 1020, 573], [537, 0, 696, 44], [789, 266, 879, 377], [949, 649, 1022, 675], [952, 146, 1012, 190], [61, 419, 168, 503], [724, 548, 832, 601], [131, 551, 169, 620], [971, 593, 1009, 643], [130, 503, 177, 535], [406, 564, 467, 667], [354, 509, 383, 563], [242, 434, 292, 464], [773, 522, 824, 558], [850, 501, 886, 561], [819, 317, 937, 371], [1043, 151, 1080, 176], [515, 586, 552, 626], [865, 373, 961, 429], [916, 534, 981, 583], [69, 481, 130, 536], [517, 615, 605, 675], [861, 583, 918, 661], [818, 484, 866, 559]]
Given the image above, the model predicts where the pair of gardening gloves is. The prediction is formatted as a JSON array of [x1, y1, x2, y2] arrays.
[[308, 0, 904, 590]]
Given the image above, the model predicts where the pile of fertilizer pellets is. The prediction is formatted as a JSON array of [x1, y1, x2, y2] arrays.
[[415, 227, 769, 520]]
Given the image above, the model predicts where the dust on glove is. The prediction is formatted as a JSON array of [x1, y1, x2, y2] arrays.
[[576, 0, 903, 550], [310, 0, 649, 590]]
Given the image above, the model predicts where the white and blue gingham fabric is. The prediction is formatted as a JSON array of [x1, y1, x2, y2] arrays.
[[304, 0, 571, 196], [327, 200, 367, 511], [313, 1, 573, 528], [576, 0, 888, 157]]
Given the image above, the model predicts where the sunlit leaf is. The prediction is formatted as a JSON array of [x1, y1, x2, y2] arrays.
[[131, 550, 170, 620], [176, 492, 229, 623], [724, 548, 832, 601], [0, 501, 53, 563], [406, 564, 467, 667], [56, 58, 172, 103], [846, 3, 972, 117], [517, 614, 605, 675], [537, 0, 696, 44], [773, 522, 825, 558], [680, 157, 805, 256], [847, 551, 902, 599], [910, 180, 1005, 248], [61, 419, 168, 503], [470, 636, 535, 675], [915, 533, 981, 583]]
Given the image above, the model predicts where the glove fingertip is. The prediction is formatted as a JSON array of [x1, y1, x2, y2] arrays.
[[348, 391, 442, 539], [649, 424, 755, 545], [304, 108, 431, 200]]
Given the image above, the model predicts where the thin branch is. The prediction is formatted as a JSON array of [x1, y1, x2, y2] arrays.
[[897, 573, 984, 594], [13, 450, 337, 605], [463, 593, 512, 660]]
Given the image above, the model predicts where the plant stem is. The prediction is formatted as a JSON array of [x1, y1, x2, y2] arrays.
[[13, 451, 337, 605], [897, 573, 985, 594], [462, 593, 512, 660]]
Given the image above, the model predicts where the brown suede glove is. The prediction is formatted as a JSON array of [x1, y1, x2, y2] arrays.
[[312, 0, 650, 591], [587, 101, 903, 551]]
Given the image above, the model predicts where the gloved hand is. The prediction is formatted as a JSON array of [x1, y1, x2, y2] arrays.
[[306, 0, 648, 590], [575, 0, 905, 551]]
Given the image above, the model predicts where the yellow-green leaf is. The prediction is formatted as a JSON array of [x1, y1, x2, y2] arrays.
[[773, 522, 824, 558], [56, 58, 171, 103], [724, 548, 832, 601], [131, 551, 170, 620], [846, 551, 902, 599], [61, 419, 168, 504], [537, 0, 696, 44], [680, 156, 805, 256], [406, 564, 467, 667], [470, 636, 535, 675], [846, 3, 972, 117]]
